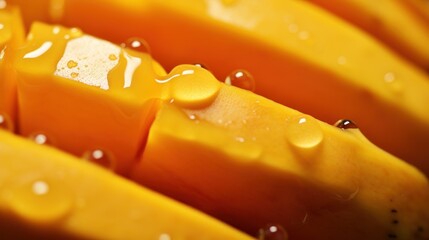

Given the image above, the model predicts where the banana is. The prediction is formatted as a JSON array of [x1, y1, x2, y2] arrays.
[[53, 0, 429, 175], [132, 81, 429, 240], [306, 0, 429, 69], [0, 130, 253, 240], [0, 5, 24, 131]]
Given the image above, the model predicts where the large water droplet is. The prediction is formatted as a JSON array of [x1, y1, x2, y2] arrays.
[[286, 115, 324, 149], [82, 149, 115, 170], [334, 119, 358, 130], [7, 178, 73, 223], [225, 69, 255, 92], [0, 113, 13, 131], [258, 224, 288, 240], [121, 37, 150, 54]]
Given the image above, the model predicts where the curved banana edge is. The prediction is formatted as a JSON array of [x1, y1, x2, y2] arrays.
[[55, 0, 429, 175], [0, 130, 254, 240], [306, 0, 429, 69], [132, 84, 429, 240]]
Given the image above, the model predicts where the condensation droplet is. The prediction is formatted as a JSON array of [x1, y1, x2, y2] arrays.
[[258, 224, 289, 240], [0, 113, 13, 131], [159, 233, 171, 240], [29, 133, 52, 145], [225, 69, 255, 92], [337, 56, 347, 65], [334, 119, 358, 130], [121, 37, 150, 54], [82, 149, 115, 170], [288, 23, 299, 33], [383, 72, 403, 94], [67, 60, 78, 69], [298, 31, 309, 40], [286, 115, 323, 149], [7, 178, 73, 223]]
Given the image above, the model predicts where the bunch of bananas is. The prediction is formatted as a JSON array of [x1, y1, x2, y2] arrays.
[[1, 0, 429, 239]]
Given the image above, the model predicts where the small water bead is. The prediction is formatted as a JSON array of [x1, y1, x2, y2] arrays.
[[159, 233, 171, 240], [225, 69, 255, 92], [0, 113, 13, 131], [286, 115, 324, 149], [334, 119, 358, 130], [258, 224, 289, 240], [82, 149, 115, 170], [7, 178, 73, 223], [29, 133, 51, 145], [383, 72, 403, 94], [121, 37, 150, 54]]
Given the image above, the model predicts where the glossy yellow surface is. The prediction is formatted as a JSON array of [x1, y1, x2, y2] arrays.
[[0, 130, 253, 240], [0, 6, 24, 131], [132, 84, 429, 239], [14, 23, 168, 175], [308, 0, 429, 69], [58, 0, 429, 176]]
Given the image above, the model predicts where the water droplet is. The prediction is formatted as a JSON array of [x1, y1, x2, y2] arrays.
[[0, 0, 6, 9], [334, 119, 358, 130], [108, 54, 118, 61], [383, 72, 403, 94], [225, 69, 255, 92], [0, 113, 13, 131], [188, 114, 197, 120], [168, 65, 221, 109], [82, 149, 115, 170], [159, 233, 171, 240], [298, 31, 309, 40], [29, 133, 52, 145], [258, 224, 288, 240], [121, 37, 150, 54], [288, 23, 299, 33], [7, 178, 73, 223], [52, 26, 61, 35], [235, 136, 245, 143], [337, 56, 347, 65], [71, 72, 79, 78], [286, 115, 323, 149], [67, 60, 78, 68]]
